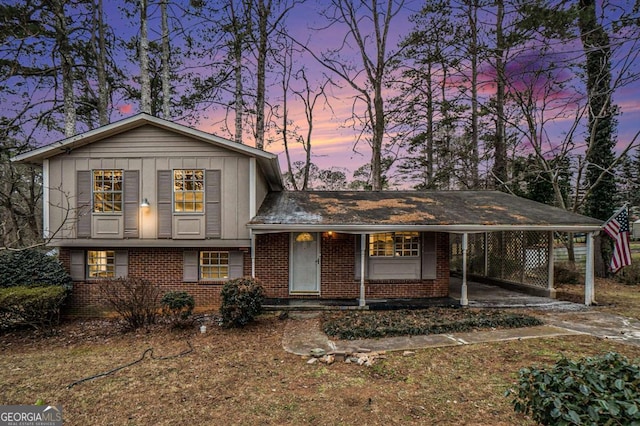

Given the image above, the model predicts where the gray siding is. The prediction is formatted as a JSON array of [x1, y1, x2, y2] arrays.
[[46, 125, 264, 245]]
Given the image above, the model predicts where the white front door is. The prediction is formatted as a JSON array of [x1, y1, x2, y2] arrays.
[[290, 232, 320, 294]]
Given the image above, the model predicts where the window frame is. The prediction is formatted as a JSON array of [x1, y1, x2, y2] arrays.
[[368, 232, 420, 258], [87, 250, 116, 279], [92, 169, 123, 213], [173, 169, 205, 214], [199, 250, 229, 280]]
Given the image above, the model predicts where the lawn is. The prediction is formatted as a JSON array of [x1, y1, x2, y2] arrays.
[[1, 279, 640, 425]]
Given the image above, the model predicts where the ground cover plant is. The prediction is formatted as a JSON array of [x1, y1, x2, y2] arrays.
[[508, 352, 640, 425], [322, 308, 544, 340]]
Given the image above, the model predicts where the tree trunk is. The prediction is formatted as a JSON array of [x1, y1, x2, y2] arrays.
[[53, 0, 76, 137], [468, 0, 480, 188], [493, 0, 507, 190], [94, 0, 109, 126], [139, 0, 151, 114], [254, 0, 269, 150], [160, 0, 171, 118]]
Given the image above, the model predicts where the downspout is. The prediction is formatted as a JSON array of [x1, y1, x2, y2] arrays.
[[461, 233, 469, 306], [584, 231, 596, 305], [359, 233, 366, 307], [249, 158, 256, 278], [250, 230, 256, 278], [42, 159, 50, 239]]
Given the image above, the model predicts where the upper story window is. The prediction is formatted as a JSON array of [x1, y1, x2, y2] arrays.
[[369, 232, 420, 257], [93, 170, 123, 213], [174, 169, 204, 213]]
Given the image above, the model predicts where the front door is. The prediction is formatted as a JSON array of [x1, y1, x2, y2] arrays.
[[290, 232, 320, 294]]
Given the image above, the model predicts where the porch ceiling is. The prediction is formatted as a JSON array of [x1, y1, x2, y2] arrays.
[[248, 190, 603, 233]]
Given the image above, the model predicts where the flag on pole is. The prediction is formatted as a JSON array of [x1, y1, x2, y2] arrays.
[[603, 206, 632, 273]]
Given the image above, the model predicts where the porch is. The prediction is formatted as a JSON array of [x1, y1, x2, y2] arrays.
[[263, 277, 582, 311]]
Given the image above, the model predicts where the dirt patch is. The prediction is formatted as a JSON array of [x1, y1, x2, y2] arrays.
[[2, 310, 640, 425]]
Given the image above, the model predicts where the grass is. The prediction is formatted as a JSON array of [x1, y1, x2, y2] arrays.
[[322, 308, 543, 340], [1, 278, 639, 425]]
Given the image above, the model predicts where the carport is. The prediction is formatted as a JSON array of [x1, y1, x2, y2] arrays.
[[249, 190, 604, 307]]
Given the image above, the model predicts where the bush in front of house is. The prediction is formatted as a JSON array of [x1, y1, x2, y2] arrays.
[[161, 291, 195, 328], [0, 285, 67, 331], [97, 277, 161, 330], [0, 249, 71, 289], [615, 262, 640, 285], [506, 352, 640, 425], [220, 277, 264, 328]]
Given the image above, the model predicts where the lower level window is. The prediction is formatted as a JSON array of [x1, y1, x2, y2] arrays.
[[88, 250, 115, 278], [200, 251, 229, 279]]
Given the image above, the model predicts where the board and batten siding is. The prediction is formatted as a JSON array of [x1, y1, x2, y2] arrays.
[[46, 124, 262, 243]]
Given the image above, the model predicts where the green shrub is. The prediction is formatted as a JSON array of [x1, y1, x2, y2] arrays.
[[0, 286, 67, 331], [0, 249, 71, 289], [507, 352, 640, 425], [616, 262, 640, 285], [97, 277, 160, 330], [161, 291, 195, 327], [220, 277, 264, 328]]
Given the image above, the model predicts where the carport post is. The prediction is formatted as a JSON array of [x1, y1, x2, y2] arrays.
[[584, 231, 596, 305], [547, 231, 555, 297], [359, 233, 366, 307], [461, 233, 469, 306]]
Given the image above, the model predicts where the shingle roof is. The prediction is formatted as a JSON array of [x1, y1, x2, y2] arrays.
[[249, 190, 603, 233]]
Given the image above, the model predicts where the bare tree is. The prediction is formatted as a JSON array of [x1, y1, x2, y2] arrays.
[[139, 0, 151, 114]]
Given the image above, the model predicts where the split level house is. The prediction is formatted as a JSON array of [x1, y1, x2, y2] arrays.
[[13, 114, 604, 315]]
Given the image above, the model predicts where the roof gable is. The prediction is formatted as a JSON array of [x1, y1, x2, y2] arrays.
[[12, 113, 283, 190]]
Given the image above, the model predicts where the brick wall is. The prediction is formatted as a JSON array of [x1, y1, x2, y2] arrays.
[[255, 232, 450, 300], [60, 232, 451, 316], [60, 246, 251, 316]]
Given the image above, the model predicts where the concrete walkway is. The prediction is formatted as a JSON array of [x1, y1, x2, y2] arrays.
[[282, 280, 640, 356]]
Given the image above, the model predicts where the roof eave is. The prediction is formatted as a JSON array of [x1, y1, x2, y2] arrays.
[[248, 223, 604, 233]]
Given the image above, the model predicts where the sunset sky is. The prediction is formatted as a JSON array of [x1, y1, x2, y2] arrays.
[[57, 1, 640, 181]]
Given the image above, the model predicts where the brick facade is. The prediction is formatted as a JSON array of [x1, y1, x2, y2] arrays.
[[60, 232, 450, 316], [255, 232, 450, 300], [59, 246, 251, 316]]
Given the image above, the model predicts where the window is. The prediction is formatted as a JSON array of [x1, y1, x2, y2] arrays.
[[369, 232, 420, 257], [93, 170, 123, 212], [88, 250, 115, 278], [174, 169, 204, 212], [200, 251, 229, 279]]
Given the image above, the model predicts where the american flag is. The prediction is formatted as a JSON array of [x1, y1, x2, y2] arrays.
[[603, 206, 632, 273]]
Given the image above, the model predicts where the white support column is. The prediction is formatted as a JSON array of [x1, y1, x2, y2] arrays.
[[359, 233, 366, 307], [461, 233, 469, 306], [483, 232, 489, 276], [584, 231, 596, 305]]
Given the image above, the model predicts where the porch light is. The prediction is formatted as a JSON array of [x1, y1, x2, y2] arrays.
[[140, 198, 150, 207], [296, 232, 314, 242]]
